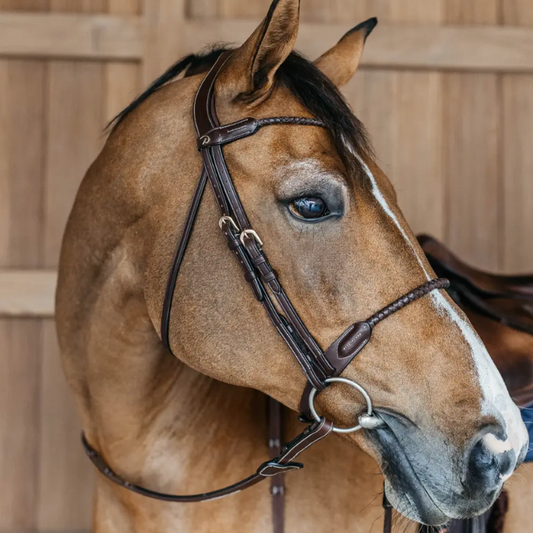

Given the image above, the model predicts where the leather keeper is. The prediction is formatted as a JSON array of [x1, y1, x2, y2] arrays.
[[197, 118, 259, 149], [324, 321, 372, 375], [257, 461, 303, 477], [227, 237, 240, 251], [262, 271, 278, 283], [244, 270, 258, 283], [251, 254, 268, 267]]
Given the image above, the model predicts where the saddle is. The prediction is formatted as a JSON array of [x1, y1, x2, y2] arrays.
[[418, 235, 533, 407]]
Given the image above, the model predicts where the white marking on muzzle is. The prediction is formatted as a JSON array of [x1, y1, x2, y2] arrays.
[[354, 153, 528, 458]]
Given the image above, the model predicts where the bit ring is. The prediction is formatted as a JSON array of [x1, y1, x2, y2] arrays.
[[308, 377, 374, 434]]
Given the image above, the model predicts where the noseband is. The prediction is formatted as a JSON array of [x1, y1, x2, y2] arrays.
[[82, 51, 450, 532]]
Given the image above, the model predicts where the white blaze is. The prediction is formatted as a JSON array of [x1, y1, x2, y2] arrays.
[[354, 154, 528, 458]]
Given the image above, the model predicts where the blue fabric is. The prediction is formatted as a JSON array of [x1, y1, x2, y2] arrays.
[[520, 405, 533, 462]]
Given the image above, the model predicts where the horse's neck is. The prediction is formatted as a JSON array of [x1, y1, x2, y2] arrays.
[[58, 247, 394, 532], [88, 335, 393, 533]]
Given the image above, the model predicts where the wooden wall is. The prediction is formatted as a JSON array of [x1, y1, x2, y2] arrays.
[[0, 1, 532, 531]]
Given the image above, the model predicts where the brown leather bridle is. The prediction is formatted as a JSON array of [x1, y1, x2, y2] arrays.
[[82, 51, 450, 532]]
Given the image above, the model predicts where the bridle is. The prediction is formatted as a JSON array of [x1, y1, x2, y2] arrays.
[[82, 51, 450, 532]]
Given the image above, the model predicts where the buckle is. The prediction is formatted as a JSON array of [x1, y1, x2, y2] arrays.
[[218, 216, 239, 233], [240, 229, 263, 248]]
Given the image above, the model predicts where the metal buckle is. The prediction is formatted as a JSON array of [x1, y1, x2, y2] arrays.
[[240, 229, 263, 248], [218, 216, 239, 233], [308, 377, 382, 434]]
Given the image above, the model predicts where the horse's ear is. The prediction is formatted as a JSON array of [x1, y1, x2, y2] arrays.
[[218, 0, 300, 102], [314, 18, 377, 87]]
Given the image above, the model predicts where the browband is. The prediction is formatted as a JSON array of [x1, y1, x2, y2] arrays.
[[84, 50, 450, 533]]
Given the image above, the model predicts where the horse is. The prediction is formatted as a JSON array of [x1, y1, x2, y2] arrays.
[[55, 1, 528, 532]]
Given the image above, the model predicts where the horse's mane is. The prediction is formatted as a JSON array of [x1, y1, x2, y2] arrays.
[[107, 46, 373, 170]]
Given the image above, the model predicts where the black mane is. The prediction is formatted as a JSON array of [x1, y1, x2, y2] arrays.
[[107, 46, 373, 169]]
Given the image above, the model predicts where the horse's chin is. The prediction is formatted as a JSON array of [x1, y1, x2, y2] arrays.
[[384, 479, 448, 526]]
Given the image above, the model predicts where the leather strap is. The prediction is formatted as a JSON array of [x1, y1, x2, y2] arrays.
[[82, 418, 333, 502], [268, 397, 285, 533], [161, 169, 208, 351]]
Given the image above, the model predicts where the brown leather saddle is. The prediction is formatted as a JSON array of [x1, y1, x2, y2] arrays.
[[419, 235, 533, 407]]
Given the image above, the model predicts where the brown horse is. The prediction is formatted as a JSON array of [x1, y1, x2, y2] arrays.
[[56, 1, 528, 531]]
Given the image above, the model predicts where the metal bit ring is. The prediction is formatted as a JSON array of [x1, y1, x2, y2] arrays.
[[308, 377, 374, 434]]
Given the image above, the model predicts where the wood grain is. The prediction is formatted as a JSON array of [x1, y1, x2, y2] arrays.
[[0, 1, 46, 526], [0, 271, 55, 317], [345, 2, 444, 240], [442, 72, 501, 270], [501, 75, 533, 272], [0, 319, 42, 531], [389, 72, 444, 238], [3, 12, 533, 73], [501, 1, 533, 272], [104, 0, 141, 138], [37, 320, 94, 530], [443, 4, 500, 271], [445, 0, 500, 25], [0, 12, 143, 60], [0, 60, 46, 269], [43, 60, 106, 268], [143, 0, 186, 85], [181, 20, 533, 73]]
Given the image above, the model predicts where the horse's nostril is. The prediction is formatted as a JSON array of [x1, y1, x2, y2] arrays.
[[466, 433, 516, 496]]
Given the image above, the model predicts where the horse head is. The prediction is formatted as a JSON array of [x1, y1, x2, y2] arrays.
[[57, 0, 528, 527]]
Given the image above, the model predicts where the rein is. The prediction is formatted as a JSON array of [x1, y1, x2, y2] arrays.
[[82, 51, 450, 532]]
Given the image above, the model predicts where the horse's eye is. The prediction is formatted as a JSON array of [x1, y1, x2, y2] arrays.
[[290, 197, 330, 220]]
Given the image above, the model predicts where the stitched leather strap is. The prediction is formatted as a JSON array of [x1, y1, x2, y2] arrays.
[[81, 418, 333, 503], [161, 169, 208, 351], [268, 397, 285, 533]]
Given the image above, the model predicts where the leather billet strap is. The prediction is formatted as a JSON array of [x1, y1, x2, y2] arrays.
[[81, 418, 333, 502]]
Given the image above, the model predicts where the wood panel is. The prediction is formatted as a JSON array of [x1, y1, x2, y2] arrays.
[[0, 319, 42, 531], [180, 21, 533, 72], [3, 13, 533, 72], [143, 0, 186, 85], [37, 321, 94, 531], [43, 60, 106, 267], [0, 2, 46, 527], [35, 2, 140, 531], [445, 0, 500, 25], [388, 72, 444, 238], [0, 12, 144, 60], [344, 2, 444, 239], [0, 271, 55, 317], [443, 4, 501, 270], [0, 60, 45, 269], [442, 72, 501, 270], [501, 1, 533, 272]]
